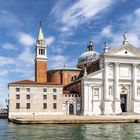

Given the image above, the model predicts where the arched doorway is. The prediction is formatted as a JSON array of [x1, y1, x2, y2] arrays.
[[69, 104, 74, 115]]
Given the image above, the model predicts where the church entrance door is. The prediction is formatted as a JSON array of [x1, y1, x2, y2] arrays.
[[69, 104, 74, 115], [120, 94, 127, 112]]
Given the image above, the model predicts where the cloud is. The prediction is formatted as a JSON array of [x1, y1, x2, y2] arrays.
[[18, 47, 34, 64], [49, 55, 76, 69], [45, 36, 55, 46], [0, 56, 15, 67], [48, 40, 79, 54], [0, 79, 10, 107], [0, 10, 22, 29], [127, 33, 140, 48], [100, 25, 113, 38], [2, 43, 16, 50], [0, 48, 34, 78], [0, 69, 9, 76], [59, 40, 78, 45], [49, 55, 67, 68], [18, 32, 35, 46], [51, 0, 114, 32], [10, 47, 34, 79], [50, 45, 63, 53], [99, 7, 140, 49]]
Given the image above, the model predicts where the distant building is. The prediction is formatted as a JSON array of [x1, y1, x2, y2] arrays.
[[8, 22, 81, 119], [8, 24, 140, 120]]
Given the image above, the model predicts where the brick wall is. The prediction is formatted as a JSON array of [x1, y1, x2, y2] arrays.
[[35, 61, 47, 83], [47, 70, 81, 85]]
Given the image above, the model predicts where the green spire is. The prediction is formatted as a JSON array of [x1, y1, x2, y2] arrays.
[[38, 21, 45, 40]]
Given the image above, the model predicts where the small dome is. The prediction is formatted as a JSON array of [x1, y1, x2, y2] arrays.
[[77, 41, 99, 69]]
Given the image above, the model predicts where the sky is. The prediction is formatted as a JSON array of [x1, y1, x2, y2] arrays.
[[0, 0, 140, 107]]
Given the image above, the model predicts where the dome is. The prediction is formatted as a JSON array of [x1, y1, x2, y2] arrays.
[[77, 41, 99, 69]]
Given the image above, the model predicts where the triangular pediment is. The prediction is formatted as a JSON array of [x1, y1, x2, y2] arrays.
[[105, 44, 140, 57]]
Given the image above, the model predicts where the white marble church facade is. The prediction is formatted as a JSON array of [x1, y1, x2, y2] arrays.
[[8, 26, 140, 119], [81, 35, 140, 115]]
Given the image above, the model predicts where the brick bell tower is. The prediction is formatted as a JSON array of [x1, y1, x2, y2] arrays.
[[35, 21, 47, 83]]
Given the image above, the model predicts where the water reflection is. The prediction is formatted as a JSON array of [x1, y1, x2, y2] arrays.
[[1, 120, 140, 140]]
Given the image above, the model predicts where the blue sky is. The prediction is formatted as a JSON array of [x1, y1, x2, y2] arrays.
[[0, 0, 140, 107]]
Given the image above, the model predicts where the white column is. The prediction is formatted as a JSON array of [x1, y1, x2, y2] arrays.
[[92, 87, 94, 113], [114, 63, 120, 100], [132, 64, 137, 100], [67, 103, 69, 115], [103, 62, 114, 114], [37, 48, 39, 56], [74, 103, 76, 115], [103, 63, 109, 100], [88, 86, 92, 114], [83, 83, 89, 115], [114, 62, 121, 114]]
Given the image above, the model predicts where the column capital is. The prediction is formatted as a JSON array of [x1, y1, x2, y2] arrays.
[[132, 63, 137, 67], [114, 62, 120, 66], [104, 62, 109, 66]]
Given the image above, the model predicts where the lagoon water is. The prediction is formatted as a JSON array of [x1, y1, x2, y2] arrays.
[[1, 119, 140, 140]]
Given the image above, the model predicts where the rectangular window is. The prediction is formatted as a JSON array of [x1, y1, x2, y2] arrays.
[[26, 103, 30, 109], [39, 49, 41, 54], [16, 88, 20, 92], [43, 95, 47, 100], [53, 89, 57, 92], [43, 103, 47, 109], [43, 88, 47, 92], [26, 88, 30, 92], [42, 49, 45, 55], [53, 95, 57, 100], [39, 49, 45, 55], [16, 94, 20, 99], [16, 103, 20, 109], [53, 103, 57, 109], [26, 95, 30, 100]]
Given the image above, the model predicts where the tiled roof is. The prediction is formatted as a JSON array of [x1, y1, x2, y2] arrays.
[[9, 80, 61, 85], [63, 79, 81, 88]]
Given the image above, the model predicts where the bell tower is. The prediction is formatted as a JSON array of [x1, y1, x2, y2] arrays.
[[35, 21, 47, 83]]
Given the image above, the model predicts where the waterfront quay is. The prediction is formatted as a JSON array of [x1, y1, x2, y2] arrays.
[[10, 114, 140, 124]]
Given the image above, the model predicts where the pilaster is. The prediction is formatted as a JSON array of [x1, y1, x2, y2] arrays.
[[113, 62, 121, 114], [132, 64, 138, 113], [103, 62, 109, 100], [103, 62, 113, 114], [132, 64, 137, 100], [83, 83, 89, 115]]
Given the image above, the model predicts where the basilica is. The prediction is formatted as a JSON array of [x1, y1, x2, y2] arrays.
[[8, 23, 140, 120]]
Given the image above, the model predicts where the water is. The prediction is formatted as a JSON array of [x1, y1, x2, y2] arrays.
[[1, 119, 140, 140]]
